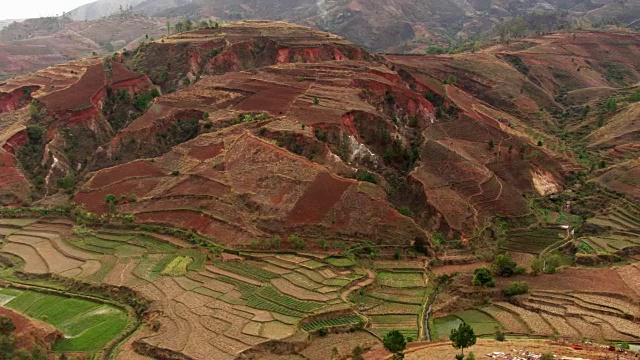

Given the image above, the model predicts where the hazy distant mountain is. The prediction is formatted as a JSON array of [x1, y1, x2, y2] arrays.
[[67, 0, 147, 20], [0, 19, 24, 29]]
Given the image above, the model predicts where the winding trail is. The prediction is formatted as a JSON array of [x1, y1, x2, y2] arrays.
[[340, 269, 375, 303]]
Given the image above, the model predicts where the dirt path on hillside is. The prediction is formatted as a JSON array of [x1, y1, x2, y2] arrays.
[[340, 269, 375, 303]]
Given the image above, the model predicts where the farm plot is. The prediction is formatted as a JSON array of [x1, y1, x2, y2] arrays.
[[0, 287, 129, 352], [369, 314, 419, 340], [0, 219, 439, 358], [494, 290, 640, 341], [352, 270, 426, 340], [301, 315, 363, 332], [501, 228, 564, 254], [161, 256, 193, 276], [433, 310, 501, 340], [376, 272, 425, 288]]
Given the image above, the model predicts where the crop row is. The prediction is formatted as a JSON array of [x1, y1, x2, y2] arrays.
[[214, 260, 280, 282], [256, 286, 324, 312], [301, 315, 363, 332]]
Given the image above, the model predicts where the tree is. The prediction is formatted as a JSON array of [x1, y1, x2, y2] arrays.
[[491, 254, 518, 277], [26, 125, 45, 144], [289, 234, 305, 250], [544, 254, 561, 274], [383, 330, 406, 359], [605, 97, 618, 113], [450, 322, 476, 356], [530, 258, 543, 275], [0, 316, 15, 335], [472, 268, 495, 287], [488, 139, 495, 149], [541, 353, 554, 360], [104, 194, 118, 213], [272, 235, 281, 249]]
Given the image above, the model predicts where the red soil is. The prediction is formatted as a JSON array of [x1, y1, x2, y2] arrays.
[[496, 266, 637, 298], [0, 87, 31, 113], [86, 160, 164, 189], [0, 307, 61, 351], [136, 210, 213, 232], [287, 172, 353, 223], [74, 177, 162, 213], [40, 63, 106, 112], [186, 142, 225, 161], [2, 131, 28, 154], [234, 80, 305, 114], [166, 176, 230, 198]]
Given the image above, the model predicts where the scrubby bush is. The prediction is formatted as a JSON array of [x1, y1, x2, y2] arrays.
[[503, 281, 529, 297], [289, 234, 305, 249], [472, 268, 495, 287], [492, 254, 519, 277], [26, 125, 45, 144], [495, 330, 505, 341], [356, 171, 377, 184]]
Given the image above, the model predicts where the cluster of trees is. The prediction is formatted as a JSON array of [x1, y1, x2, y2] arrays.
[[167, 19, 219, 35], [471, 254, 532, 296], [0, 315, 55, 360]]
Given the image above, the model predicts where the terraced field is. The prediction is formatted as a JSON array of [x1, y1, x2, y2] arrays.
[[0, 287, 129, 352], [434, 289, 640, 342], [0, 218, 377, 358], [501, 228, 565, 255], [351, 267, 426, 340], [584, 206, 640, 254]]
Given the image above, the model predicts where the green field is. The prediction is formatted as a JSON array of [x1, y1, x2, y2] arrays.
[[301, 315, 363, 332], [433, 309, 501, 340], [376, 272, 424, 288], [325, 257, 355, 267], [161, 256, 193, 276], [0, 287, 129, 352]]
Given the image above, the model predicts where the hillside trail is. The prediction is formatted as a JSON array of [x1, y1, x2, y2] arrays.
[[340, 269, 375, 303]]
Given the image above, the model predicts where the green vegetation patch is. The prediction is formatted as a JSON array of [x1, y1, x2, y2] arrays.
[[3, 289, 129, 352], [376, 272, 424, 288], [325, 257, 355, 267], [214, 260, 279, 282], [501, 228, 564, 254], [301, 315, 363, 332], [300, 260, 325, 269], [161, 256, 193, 276], [433, 316, 464, 340], [456, 309, 502, 335]]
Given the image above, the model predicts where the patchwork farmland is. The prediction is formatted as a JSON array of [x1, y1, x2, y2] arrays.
[[0, 218, 375, 358], [0, 215, 638, 358]]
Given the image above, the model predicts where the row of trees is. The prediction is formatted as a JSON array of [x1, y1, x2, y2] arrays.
[[166, 19, 219, 35]]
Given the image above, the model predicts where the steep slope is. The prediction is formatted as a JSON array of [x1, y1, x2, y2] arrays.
[[0, 57, 157, 202], [73, 23, 574, 240], [1, 22, 638, 245]]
